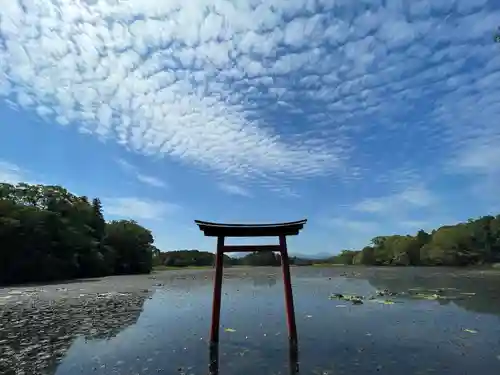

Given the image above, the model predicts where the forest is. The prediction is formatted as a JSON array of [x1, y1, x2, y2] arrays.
[[328, 215, 500, 266], [0, 182, 155, 285]]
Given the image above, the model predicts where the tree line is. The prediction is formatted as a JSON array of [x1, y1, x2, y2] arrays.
[[155, 250, 283, 267], [0, 182, 155, 285], [329, 215, 500, 266]]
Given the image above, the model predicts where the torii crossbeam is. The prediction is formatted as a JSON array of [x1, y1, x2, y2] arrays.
[[195, 219, 307, 347]]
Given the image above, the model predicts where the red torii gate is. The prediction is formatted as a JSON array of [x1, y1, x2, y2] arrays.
[[194, 219, 307, 347]]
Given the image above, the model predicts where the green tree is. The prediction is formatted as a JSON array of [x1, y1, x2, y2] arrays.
[[104, 220, 154, 274], [348, 215, 500, 267], [332, 250, 360, 265]]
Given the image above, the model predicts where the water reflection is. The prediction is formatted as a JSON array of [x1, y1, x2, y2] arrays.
[[251, 273, 277, 287], [0, 291, 150, 375], [365, 269, 500, 316], [209, 341, 299, 375], [208, 343, 218, 375], [288, 343, 300, 375]]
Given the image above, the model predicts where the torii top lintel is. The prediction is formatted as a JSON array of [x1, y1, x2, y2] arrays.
[[194, 219, 307, 237]]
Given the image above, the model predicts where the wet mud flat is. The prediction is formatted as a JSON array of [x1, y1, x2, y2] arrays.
[[0, 269, 248, 375], [0, 271, 187, 375], [0, 289, 150, 375]]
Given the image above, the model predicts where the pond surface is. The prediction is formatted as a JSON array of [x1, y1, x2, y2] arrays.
[[1, 267, 500, 375]]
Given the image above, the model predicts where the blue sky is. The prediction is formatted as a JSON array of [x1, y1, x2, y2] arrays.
[[1, 0, 499, 255]]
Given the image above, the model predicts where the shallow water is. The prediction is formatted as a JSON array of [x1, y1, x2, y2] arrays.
[[1, 267, 500, 375]]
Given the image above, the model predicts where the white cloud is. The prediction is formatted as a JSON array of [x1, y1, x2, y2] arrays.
[[135, 174, 166, 188], [116, 158, 167, 188], [354, 186, 436, 214], [0, 0, 498, 198], [327, 218, 379, 234], [218, 183, 252, 197], [353, 199, 386, 214], [268, 186, 300, 198], [453, 143, 500, 175], [103, 197, 178, 220], [397, 186, 435, 207], [116, 159, 135, 172]]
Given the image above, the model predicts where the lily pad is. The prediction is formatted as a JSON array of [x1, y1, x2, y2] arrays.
[[329, 293, 344, 299], [375, 289, 398, 297], [329, 293, 364, 305], [463, 329, 478, 334], [383, 300, 396, 305]]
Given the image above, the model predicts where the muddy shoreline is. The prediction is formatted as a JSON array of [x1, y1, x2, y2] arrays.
[[2, 266, 499, 303]]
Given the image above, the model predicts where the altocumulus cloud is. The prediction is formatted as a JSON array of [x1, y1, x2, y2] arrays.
[[0, 0, 499, 193]]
